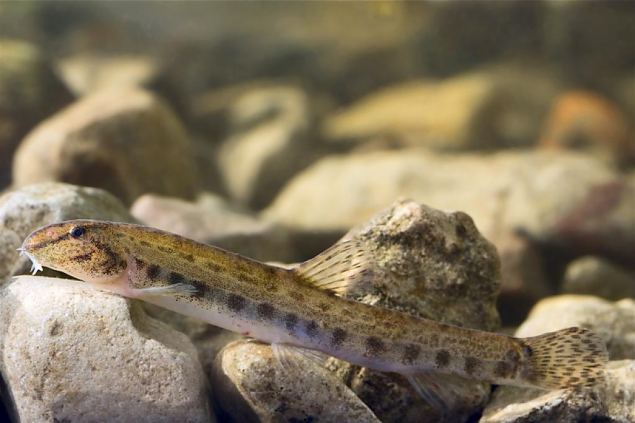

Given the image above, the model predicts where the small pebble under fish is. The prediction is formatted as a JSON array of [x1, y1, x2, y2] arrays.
[[19, 220, 609, 410]]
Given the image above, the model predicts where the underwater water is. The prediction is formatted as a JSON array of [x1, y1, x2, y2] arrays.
[[0, 1, 634, 422]]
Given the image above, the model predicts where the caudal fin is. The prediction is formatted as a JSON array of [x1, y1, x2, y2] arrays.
[[521, 327, 608, 389]]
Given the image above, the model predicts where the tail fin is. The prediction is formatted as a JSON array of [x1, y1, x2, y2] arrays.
[[521, 327, 608, 389]]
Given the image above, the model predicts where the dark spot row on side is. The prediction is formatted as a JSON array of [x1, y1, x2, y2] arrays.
[[257, 302, 276, 320], [331, 328, 347, 348], [306, 320, 319, 337], [365, 336, 386, 357], [169, 272, 185, 284], [401, 343, 421, 365], [435, 350, 450, 368], [146, 264, 161, 279], [464, 356, 480, 375], [227, 294, 246, 312], [284, 313, 299, 331]]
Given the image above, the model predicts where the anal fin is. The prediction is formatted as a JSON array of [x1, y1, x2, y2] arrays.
[[406, 372, 491, 415]]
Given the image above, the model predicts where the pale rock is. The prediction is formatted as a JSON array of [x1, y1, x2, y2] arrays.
[[57, 53, 158, 96], [212, 340, 379, 423], [330, 199, 499, 422], [12, 88, 200, 205], [130, 193, 297, 263], [604, 360, 635, 422], [562, 256, 635, 301], [264, 150, 616, 237], [0, 276, 212, 423], [538, 90, 635, 167], [548, 177, 635, 265], [0, 39, 73, 187], [0, 182, 133, 284], [480, 360, 635, 422], [482, 295, 635, 422], [495, 232, 553, 325], [515, 295, 635, 360], [217, 85, 319, 209], [323, 65, 559, 150]]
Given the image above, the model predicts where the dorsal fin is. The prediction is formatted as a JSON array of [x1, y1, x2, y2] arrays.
[[293, 239, 372, 296]]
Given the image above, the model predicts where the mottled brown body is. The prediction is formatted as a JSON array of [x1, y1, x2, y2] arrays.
[[21, 220, 608, 392]]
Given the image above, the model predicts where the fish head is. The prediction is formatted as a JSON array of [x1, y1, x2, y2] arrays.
[[20, 220, 128, 284]]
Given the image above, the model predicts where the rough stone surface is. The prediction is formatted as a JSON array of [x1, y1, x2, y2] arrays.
[[217, 85, 320, 209], [323, 65, 559, 150], [482, 295, 635, 422], [12, 88, 200, 205], [0, 182, 133, 284], [0, 276, 212, 423], [328, 200, 499, 422], [212, 340, 379, 423], [480, 360, 635, 423], [480, 385, 606, 423], [515, 295, 635, 360], [603, 360, 635, 422], [0, 38, 74, 188], [538, 90, 634, 167], [562, 256, 635, 301], [130, 192, 297, 263]]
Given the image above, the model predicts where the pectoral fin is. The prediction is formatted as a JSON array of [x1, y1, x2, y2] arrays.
[[135, 283, 198, 297], [271, 343, 328, 372]]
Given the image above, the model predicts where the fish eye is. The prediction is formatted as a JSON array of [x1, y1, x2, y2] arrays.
[[70, 226, 86, 238]]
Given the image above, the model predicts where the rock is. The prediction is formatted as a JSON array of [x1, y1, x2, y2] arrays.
[[604, 360, 635, 422], [480, 386, 605, 423], [562, 256, 635, 301], [480, 360, 635, 423], [57, 53, 159, 96], [343, 199, 501, 331], [12, 88, 200, 205], [548, 178, 635, 267], [326, 200, 499, 422], [323, 65, 560, 150], [0, 39, 74, 188], [515, 295, 635, 360], [538, 90, 634, 167], [212, 340, 379, 423], [264, 150, 621, 250], [217, 85, 320, 209], [495, 232, 553, 325], [0, 182, 133, 284], [0, 276, 212, 422], [130, 193, 297, 263], [481, 296, 635, 422], [189, 81, 276, 141], [140, 302, 242, 386]]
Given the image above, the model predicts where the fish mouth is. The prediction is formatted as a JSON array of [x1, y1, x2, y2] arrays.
[[17, 246, 43, 275]]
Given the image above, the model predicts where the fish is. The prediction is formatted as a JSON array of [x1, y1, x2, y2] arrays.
[[19, 219, 608, 410]]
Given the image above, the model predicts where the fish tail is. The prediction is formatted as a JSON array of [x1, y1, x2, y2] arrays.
[[520, 327, 608, 389]]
